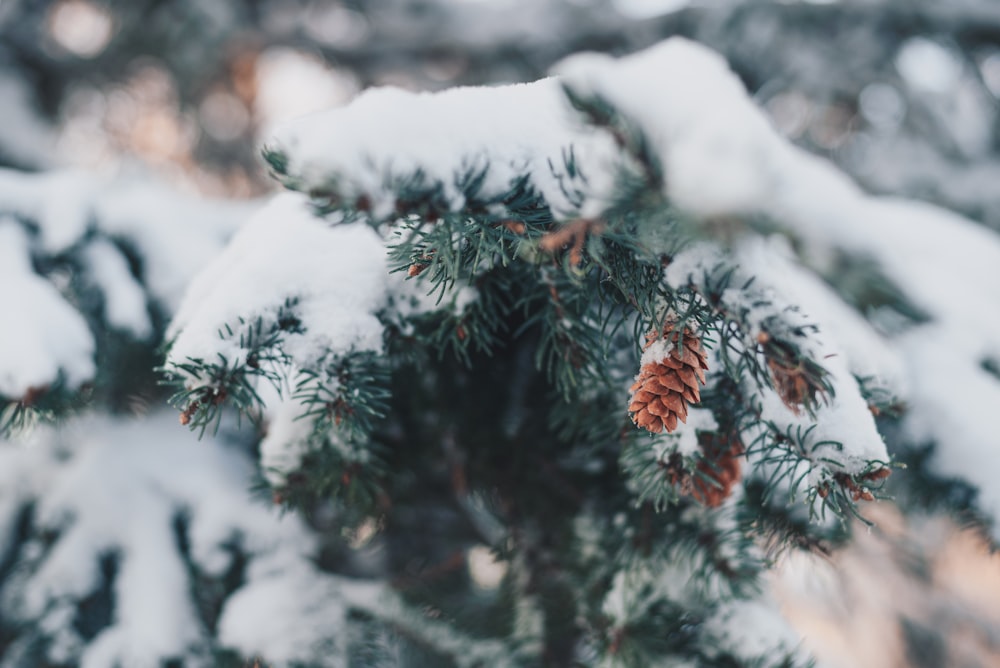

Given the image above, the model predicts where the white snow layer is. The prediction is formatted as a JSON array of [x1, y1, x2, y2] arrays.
[[704, 598, 808, 664], [258, 393, 315, 485], [600, 553, 807, 664], [267, 78, 622, 219], [0, 169, 249, 399], [0, 412, 379, 667], [650, 407, 718, 460], [166, 193, 388, 388], [666, 239, 890, 475], [0, 220, 95, 398], [80, 239, 154, 340], [91, 178, 249, 313], [555, 39, 781, 218], [0, 170, 94, 253]]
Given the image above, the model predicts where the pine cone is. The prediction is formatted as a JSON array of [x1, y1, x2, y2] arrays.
[[665, 433, 744, 508], [767, 357, 812, 414], [760, 333, 830, 414], [766, 354, 831, 415], [628, 326, 708, 434], [690, 433, 743, 507]]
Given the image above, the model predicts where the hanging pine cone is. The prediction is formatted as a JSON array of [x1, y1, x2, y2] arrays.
[[628, 324, 708, 433]]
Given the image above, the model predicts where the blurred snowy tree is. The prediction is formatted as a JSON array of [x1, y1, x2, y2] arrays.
[[3, 0, 1000, 223]]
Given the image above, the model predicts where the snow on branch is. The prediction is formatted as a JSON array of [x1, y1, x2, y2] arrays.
[[264, 79, 622, 220], [666, 240, 890, 475], [167, 194, 387, 372], [597, 526, 808, 666], [0, 220, 95, 401], [0, 169, 249, 431], [0, 413, 317, 665], [163, 194, 388, 431]]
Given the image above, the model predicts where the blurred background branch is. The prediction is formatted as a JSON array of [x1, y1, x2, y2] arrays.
[[3, 0, 1000, 228]]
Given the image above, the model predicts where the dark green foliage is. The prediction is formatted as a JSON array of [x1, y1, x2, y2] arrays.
[[165, 298, 304, 433], [900, 616, 948, 668], [0, 504, 34, 660]]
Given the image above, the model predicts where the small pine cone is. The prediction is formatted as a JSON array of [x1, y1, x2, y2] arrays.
[[831, 466, 890, 503], [690, 433, 743, 508], [767, 357, 813, 414], [763, 339, 830, 414], [628, 325, 708, 434], [407, 251, 435, 277], [664, 433, 743, 508]]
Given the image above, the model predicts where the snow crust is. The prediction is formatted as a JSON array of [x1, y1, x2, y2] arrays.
[[0, 170, 94, 253], [166, 193, 388, 388], [80, 239, 153, 340], [704, 597, 807, 664], [600, 529, 805, 665], [267, 79, 621, 219], [217, 561, 367, 666], [556, 40, 781, 218], [258, 394, 315, 485], [92, 178, 249, 313], [650, 407, 718, 460]]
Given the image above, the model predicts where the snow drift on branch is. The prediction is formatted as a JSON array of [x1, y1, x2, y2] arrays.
[[266, 79, 621, 219], [0, 169, 249, 402], [165, 193, 388, 391]]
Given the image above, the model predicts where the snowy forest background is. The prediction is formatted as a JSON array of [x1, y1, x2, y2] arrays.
[[2, 0, 1000, 666]]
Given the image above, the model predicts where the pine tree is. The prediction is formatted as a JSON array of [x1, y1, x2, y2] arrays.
[[2, 34, 1000, 668]]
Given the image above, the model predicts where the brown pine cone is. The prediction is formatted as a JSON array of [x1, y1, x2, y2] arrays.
[[690, 433, 743, 507], [762, 337, 829, 414], [665, 433, 744, 508], [767, 357, 812, 414], [628, 325, 708, 434]]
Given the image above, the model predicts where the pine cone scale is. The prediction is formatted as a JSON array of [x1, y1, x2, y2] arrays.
[[675, 367, 698, 388], [655, 375, 685, 393], [646, 399, 668, 417]]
